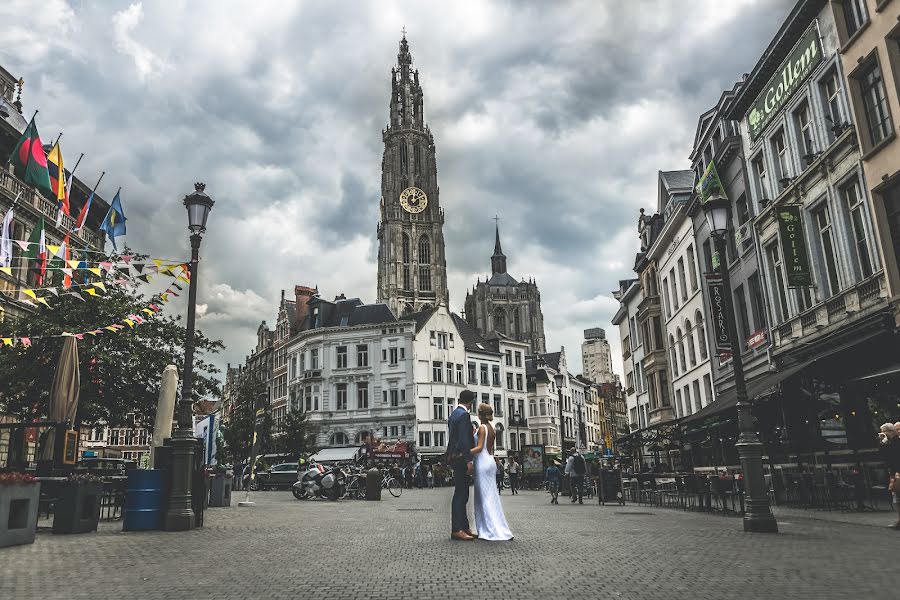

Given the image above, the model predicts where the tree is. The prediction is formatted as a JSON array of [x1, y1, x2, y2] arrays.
[[0, 250, 223, 428], [277, 409, 318, 458], [219, 372, 269, 463]]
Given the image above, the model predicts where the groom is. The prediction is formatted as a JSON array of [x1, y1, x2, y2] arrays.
[[448, 390, 477, 541]]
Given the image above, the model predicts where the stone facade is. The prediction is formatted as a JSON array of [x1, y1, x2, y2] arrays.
[[464, 225, 547, 355], [581, 327, 615, 384], [376, 35, 449, 316]]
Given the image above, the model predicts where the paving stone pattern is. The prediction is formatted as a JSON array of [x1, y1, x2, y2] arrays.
[[0, 488, 894, 600]]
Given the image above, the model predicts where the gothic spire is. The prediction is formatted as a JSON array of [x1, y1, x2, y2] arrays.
[[491, 223, 507, 275], [389, 33, 424, 130]]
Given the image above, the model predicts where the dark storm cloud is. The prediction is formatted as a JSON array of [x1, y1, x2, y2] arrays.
[[0, 0, 793, 379]]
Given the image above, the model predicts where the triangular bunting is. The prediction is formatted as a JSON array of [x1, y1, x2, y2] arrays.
[[87, 267, 101, 276], [92, 282, 106, 292], [85, 288, 99, 297], [22, 289, 36, 300], [36, 297, 51, 309], [20, 337, 31, 347], [0, 267, 11, 276], [46, 287, 59, 297]]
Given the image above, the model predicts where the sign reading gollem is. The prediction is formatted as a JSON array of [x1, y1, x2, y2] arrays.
[[746, 23, 823, 141], [776, 205, 812, 287], [705, 273, 731, 353], [697, 161, 727, 203]]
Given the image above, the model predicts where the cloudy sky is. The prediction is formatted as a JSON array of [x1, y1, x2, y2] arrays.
[[0, 0, 791, 382]]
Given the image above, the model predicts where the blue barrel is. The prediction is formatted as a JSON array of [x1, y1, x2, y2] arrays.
[[123, 469, 164, 531]]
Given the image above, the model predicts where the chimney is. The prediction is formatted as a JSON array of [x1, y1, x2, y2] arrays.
[[294, 284, 317, 325]]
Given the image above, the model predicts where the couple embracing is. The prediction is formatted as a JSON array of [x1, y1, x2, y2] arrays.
[[447, 390, 514, 542]]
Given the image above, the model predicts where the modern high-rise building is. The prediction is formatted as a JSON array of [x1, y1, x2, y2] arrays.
[[376, 35, 449, 317], [580, 327, 615, 384]]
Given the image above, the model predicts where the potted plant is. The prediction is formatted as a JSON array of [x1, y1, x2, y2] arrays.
[[0, 472, 40, 547], [53, 473, 103, 534]]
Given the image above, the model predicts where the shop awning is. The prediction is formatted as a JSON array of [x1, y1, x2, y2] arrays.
[[679, 362, 809, 426], [311, 446, 363, 463]]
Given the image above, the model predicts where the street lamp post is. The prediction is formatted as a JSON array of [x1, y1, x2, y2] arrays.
[[554, 374, 566, 456], [702, 192, 777, 534], [164, 182, 214, 532]]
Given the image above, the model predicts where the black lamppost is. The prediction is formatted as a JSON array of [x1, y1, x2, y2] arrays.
[[554, 374, 567, 456], [511, 412, 527, 458], [164, 182, 214, 532], [702, 191, 777, 533]]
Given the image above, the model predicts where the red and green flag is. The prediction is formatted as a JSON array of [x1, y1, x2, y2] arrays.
[[8, 115, 52, 193]]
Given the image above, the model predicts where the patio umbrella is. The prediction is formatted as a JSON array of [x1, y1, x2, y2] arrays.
[[39, 336, 81, 460]]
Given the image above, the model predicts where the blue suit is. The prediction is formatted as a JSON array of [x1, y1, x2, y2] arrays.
[[448, 405, 475, 532]]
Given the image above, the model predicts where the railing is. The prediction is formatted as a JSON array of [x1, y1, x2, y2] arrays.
[[825, 295, 846, 319]]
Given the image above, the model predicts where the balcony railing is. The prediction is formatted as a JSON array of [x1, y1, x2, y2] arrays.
[[0, 168, 103, 250], [772, 272, 888, 349]]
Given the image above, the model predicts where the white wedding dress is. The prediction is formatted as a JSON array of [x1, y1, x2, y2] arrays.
[[473, 424, 513, 541]]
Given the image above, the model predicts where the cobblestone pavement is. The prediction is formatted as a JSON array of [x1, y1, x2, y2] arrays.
[[1, 488, 895, 600]]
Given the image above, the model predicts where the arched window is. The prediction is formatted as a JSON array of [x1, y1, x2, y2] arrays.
[[400, 142, 408, 175], [418, 235, 431, 291], [494, 308, 506, 334], [676, 328, 686, 372], [401, 234, 411, 289], [495, 423, 505, 449], [529, 398, 537, 417], [696, 310, 708, 360], [330, 432, 349, 446], [685, 320, 697, 367], [513, 307, 521, 337], [355, 430, 371, 444], [669, 335, 678, 377]]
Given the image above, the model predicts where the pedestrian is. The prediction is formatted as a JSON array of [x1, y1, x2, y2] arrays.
[[545, 461, 561, 504], [507, 457, 520, 495], [568, 449, 585, 504], [427, 465, 435, 489], [496, 458, 504, 494], [879, 423, 900, 529]]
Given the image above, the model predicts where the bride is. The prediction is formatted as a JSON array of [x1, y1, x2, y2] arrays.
[[471, 403, 514, 541]]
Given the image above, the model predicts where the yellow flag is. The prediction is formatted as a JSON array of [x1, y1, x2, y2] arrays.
[[124, 319, 135, 328], [1, 338, 12, 346], [36, 298, 51, 308], [0, 267, 11, 276], [67, 260, 80, 269], [87, 267, 102, 276], [160, 293, 169, 302], [92, 282, 106, 292], [142, 308, 154, 315], [22, 289, 36, 300], [85, 288, 99, 297], [47, 244, 60, 256], [105, 326, 118, 332]]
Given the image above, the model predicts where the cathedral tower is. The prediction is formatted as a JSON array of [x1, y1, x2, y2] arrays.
[[376, 35, 449, 316]]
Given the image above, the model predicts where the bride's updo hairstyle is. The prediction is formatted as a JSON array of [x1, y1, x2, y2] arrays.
[[478, 403, 494, 422]]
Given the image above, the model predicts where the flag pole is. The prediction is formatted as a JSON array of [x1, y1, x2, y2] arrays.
[[66, 153, 84, 195], [52, 132, 62, 148], [91, 171, 105, 195]]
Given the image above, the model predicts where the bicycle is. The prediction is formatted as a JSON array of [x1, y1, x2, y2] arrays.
[[382, 472, 402, 497]]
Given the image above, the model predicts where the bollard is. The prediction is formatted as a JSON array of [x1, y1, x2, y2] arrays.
[[366, 468, 382, 501]]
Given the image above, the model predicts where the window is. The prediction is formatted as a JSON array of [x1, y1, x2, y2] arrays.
[[432, 361, 443, 382], [429, 331, 436, 346], [736, 194, 751, 227], [842, 178, 873, 279], [771, 128, 789, 188], [390, 389, 399, 407], [539, 398, 547, 416], [841, 0, 868, 40], [491, 365, 501, 386], [669, 335, 678, 377], [389, 348, 398, 364], [505, 350, 512, 365], [529, 398, 537, 417], [336, 346, 347, 369], [748, 272, 767, 331], [703, 374, 713, 408], [857, 58, 893, 148], [437, 332, 447, 349], [883, 182, 900, 272], [446, 362, 453, 383], [676, 328, 686, 373], [794, 101, 815, 163], [767, 243, 789, 323], [336, 383, 348, 410], [310, 348, 319, 369], [434, 431, 445, 447], [433, 397, 444, 420], [493, 394, 502, 417], [468, 362, 476, 384], [662, 277, 672, 319], [815, 203, 841, 296], [696, 310, 708, 361], [685, 320, 696, 367], [677, 258, 688, 301], [456, 364, 463, 383], [418, 236, 431, 291], [734, 285, 751, 343], [669, 269, 679, 310], [515, 352, 522, 367], [702, 239, 713, 274], [357, 344, 368, 367], [357, 383, 369, 409], [821, 69, 844, 140], [449, 333, 454, 348], [692, 379, 702, 413], [495, 424, 504, 449], [506, 373, 513, 389], [402, 234, 411, 289], [683, 385, 692, 416], [480, 363, 489, 385], [390, 425, 398, 437], [751, 153, 768, 202], [687, 245, 698, 291], [516, 374, 523, 391], [419, 431, 432, 447]]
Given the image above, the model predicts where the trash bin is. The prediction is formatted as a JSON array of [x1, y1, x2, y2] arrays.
[[209, 472, 233, 507], [366, 468, 381, 501], [123, 469, 164, 531]]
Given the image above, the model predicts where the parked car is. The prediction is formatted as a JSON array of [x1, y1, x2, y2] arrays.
[[245, 462, 299, 490]]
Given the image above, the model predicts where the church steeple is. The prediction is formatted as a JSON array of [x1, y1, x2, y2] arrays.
[[491, 223, 507, 275], [389, 33, 425, 131]]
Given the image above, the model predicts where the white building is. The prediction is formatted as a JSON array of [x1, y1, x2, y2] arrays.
[[285, 296, 414, 448], [581, 328, 615, 384], [612, 278, 648, 432], [525, 348, 579, 456]]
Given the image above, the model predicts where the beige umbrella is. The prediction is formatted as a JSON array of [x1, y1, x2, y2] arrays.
[[39, 337, 81, 461]]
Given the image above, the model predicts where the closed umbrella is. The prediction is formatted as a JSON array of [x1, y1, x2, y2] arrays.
[[40, 337, 81, 461]]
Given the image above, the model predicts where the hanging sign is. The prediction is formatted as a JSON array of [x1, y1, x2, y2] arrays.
[[746, 23, 823, 141], [776, 205, 812, 287], [705, 273, 731, 354], [697, 161, 727, 203]]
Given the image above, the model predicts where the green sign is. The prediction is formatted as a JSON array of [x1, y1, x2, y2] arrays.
[[697, 161, 727, 203], [776, 205, 812, 287], [746, 24, 822, 141]]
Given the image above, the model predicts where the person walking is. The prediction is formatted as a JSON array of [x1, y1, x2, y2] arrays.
[[427, 465, 435, 489], [568, 449, 586, 504], [545, 461, 562, 504], [496, 458, 505, 494], [508, 457, 520, 495], [879, 423, 900, 529]]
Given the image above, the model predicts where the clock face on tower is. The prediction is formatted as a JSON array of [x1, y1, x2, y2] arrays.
[[399, 187, 428, 213]]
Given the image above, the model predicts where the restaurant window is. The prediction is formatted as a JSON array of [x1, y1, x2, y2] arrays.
[[767, 243, 789, 323], [856, 57, 894, 149], [842, 177, 874, 279], [814, 203, 841, 297], [686, 244, 698, 291]]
